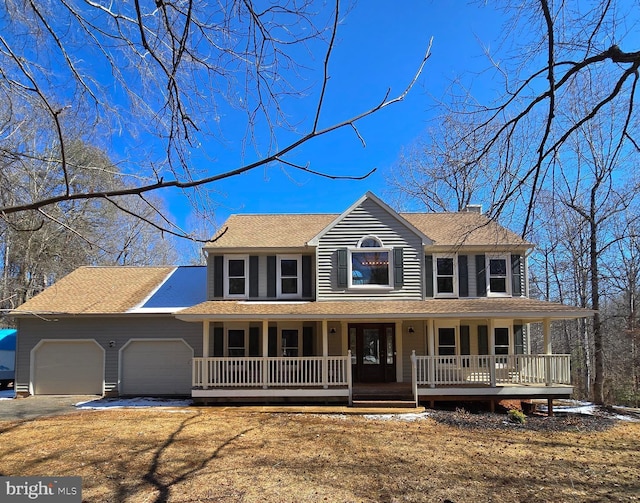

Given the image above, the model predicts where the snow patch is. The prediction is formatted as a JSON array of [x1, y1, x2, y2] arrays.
[[538, 400, 640, 422], [76, 397, 193, 409], [363, 412, 431, 422]]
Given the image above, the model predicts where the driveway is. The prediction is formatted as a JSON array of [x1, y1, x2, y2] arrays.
[[0, 394, 99, 421]]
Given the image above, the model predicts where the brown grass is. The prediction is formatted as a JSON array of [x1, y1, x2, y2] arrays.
[[0, 408, 638, 502]]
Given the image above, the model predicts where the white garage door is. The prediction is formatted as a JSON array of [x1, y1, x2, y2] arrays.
[[120, 339, 192, 395], [32, 340, 104, 395]]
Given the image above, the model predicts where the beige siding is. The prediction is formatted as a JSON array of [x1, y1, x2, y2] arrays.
[[15, 317, 202, 395], [317, 198, 424, 300], [401, 321, 426, 383]]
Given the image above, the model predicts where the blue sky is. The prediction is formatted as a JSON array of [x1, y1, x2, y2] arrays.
[[164, 1, 506, 228]]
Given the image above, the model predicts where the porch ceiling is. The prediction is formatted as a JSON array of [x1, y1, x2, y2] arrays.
[[176, 298, 594, 322]]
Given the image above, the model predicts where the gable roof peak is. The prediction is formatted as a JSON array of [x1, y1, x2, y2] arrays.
[[307, 192, 432, 246]]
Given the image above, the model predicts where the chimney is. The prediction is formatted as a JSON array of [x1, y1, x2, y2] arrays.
[[462, 204, 482, 214]]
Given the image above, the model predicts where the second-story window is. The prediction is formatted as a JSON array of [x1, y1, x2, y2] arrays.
[[225, 256, 248, 298], [277, 255, 302, 298], [349, 236, 392, 288], [434, 255, 457, 297], [487, 255, 509, 296]]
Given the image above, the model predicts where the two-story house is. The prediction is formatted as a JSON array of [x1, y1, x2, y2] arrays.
[[11, 193, 592, 406]]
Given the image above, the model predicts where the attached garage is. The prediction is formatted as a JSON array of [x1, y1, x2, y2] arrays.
[[119, 339, 193, 395], [31, 340, 104, 395]]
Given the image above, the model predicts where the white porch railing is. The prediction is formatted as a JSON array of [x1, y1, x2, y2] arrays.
[[193, 356, 349, 388], [411, 353, 572, 387]]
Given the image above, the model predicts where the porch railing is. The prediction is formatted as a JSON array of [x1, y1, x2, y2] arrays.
[[192, 356, 349, 388], [411, 353, 572, 387]]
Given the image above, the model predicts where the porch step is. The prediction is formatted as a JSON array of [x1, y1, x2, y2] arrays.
[[352, 399, 418, 409]]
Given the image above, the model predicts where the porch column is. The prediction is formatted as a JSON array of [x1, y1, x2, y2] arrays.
[[262, 319, 269, 389], [202, 321, 210, 358], [341, 321, 348, 355], [543, 318, 552, 386], [395, 320, 403, 382], [201, 321, 210, 387], [322, 319, 329, 389], [488, 319, 496, 387], [427, 319, 435, 388]]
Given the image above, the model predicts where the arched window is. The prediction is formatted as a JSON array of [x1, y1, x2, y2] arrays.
[[350, 236, 391, 286]]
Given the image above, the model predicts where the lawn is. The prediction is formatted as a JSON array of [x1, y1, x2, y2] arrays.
[[0, 407, 638, 502]]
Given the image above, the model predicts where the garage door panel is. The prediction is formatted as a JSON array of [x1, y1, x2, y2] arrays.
[[121, 340, 192, 395], [32, 341, 104, 395]]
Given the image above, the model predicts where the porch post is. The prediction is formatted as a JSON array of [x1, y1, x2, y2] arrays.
[[202, 321, 210, 387], [322, 319, 329, 389], [489, 319, 496, 387], [427, 319, 435, 388], [543, 318, 552, 386], [262, 319, 269, 389], [341, 321, 348, 355], [202, 321, 210, 358], [395, 320, 403, 382]]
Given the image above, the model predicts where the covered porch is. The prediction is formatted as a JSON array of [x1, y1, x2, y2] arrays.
[[176, 298, 591, 405]]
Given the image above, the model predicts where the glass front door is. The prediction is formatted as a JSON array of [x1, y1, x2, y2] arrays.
[[349, 324, 396, 383]]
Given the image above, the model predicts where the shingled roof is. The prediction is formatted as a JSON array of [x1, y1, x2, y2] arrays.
[[204, 211, 530, 249], [12, 266, 175, 315]]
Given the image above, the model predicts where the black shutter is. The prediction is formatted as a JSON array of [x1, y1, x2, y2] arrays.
[[249, 327, 260, 356], [458, 255, 468, 297], [460, 325, 470, 355], [213, 327, 224, 357], [249, 256, 259, 298], [302, 255, 312, 298], [393, 247, 404, 287], [476, 255, 486, 297], [511, 254, 523, 297], [267, 256, 276, 297], [268, 326, 278, 356], [303, 326, 313, 356], [478, 325, 488, 355], [514, 324, 524, 354], [337, 248, 348, 288], [425, 255, 434, 297], [213, 255, 223, 298]]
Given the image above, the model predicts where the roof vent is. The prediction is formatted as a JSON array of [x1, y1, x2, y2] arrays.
[[462, 204, 483, 214]]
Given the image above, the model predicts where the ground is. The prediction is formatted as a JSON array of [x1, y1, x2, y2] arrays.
[[0, 401, 638, 502]]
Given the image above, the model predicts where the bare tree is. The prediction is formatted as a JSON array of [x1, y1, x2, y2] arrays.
[[0, 0, 431, 239]]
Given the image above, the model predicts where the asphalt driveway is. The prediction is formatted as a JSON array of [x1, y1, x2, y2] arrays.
[[0, 394, 99, 421]]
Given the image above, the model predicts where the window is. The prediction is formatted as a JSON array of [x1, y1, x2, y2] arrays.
[[281, 329, 299, 357], [438, 328, 456, 356], [277, 255, 301, 298], [349, 236, 392, 288], [494, 327, 510, 355], [434, 255, 457, 296], [225, 256, 248, 298], [487, 255, 510, 296], [228, 329, 245, 357]]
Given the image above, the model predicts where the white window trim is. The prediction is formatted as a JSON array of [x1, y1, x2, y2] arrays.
[[224, 255, 249, 299], [486, 254, 511, 297], [433, 321, 460, 358], [357, 235, 384, 248], [225, 324, 248, 357], [280, 323, 302, 357], [276, 254, 302, 299], [433, 254, 458, 298], [348, 247, 394, 290], [493, 322, 513, 356]]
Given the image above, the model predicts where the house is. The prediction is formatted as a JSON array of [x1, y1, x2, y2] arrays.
[[11, 192, 592, 406], [0, 328, 16, 389]]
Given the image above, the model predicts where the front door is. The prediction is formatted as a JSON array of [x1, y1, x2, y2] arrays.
[[349, 324, 396, 383]]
